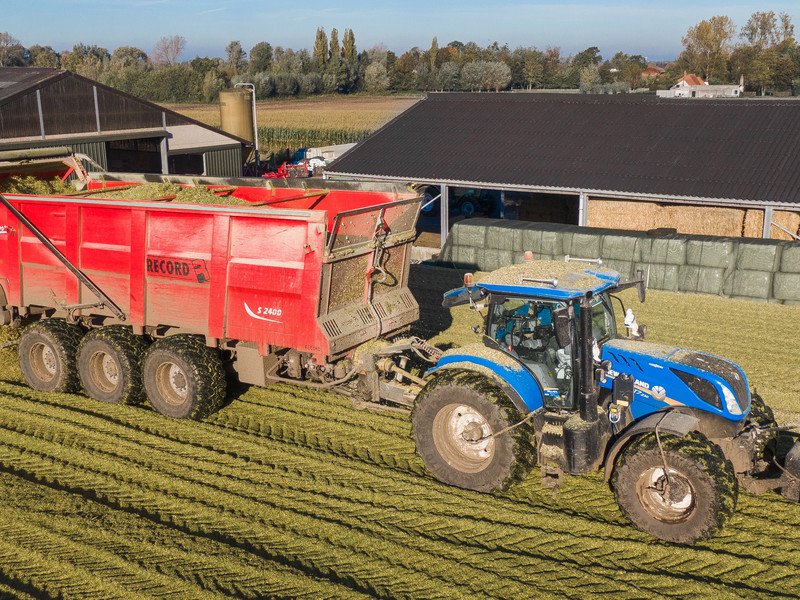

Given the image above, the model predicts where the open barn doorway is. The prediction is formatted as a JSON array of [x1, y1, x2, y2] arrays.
[[415, 186, 579, 248]]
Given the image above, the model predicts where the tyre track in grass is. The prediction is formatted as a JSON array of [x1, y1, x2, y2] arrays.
[[0, 394, 796, 596]]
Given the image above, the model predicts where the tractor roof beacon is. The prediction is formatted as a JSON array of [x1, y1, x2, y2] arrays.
[[413, 258, 800, 545]]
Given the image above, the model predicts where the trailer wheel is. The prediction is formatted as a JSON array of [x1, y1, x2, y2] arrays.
[[411, 370, 535, 492], [78, 326, 147, 405], [18, 319, 83, 393], [142, 335, 225, 419], [612, 432, 737, 544]]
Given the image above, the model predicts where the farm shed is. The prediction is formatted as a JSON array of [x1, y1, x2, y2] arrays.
[[326, 92, 800, 246], [0, 67, 249, 177]]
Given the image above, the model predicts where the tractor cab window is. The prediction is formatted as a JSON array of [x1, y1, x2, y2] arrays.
[[591, 294, 616, 342], [487, 296, 573, 409]]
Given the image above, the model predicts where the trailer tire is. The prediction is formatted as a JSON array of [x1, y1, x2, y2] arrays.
[[18, 319, 83, 393], [612, 432, 737, 544], [78, 326, 147, 405], [411, 370, 536, 492], [142, 335, 225, 419]]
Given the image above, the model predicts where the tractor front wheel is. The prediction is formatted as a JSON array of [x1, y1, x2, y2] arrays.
[[612, 432, 737, 544], [411, 370, 535, 492]]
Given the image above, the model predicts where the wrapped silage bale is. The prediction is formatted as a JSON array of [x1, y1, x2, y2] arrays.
[[678, 265, 727, 295], [735, 240, 783, 271], [601, 233, 644, 262], [780, 245, 800, 273], [562, 231, 602, 259], [773, 272, 800, 302], [485, 222, 519, 251], [635, 263, 680, 292], [482, 248, 515, 271], [685, 238, 736, 268], [724, 270, 773, 300], [641, 236, 686, 265], [521, 227, 563, 259], [602, 259, 634, 279], [451, 220, 489, 248]]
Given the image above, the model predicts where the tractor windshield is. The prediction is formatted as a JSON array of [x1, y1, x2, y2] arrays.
[[591, 294, 617, 343]]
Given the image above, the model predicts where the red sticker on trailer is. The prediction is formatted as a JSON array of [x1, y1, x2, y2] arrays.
[[146, 256, 210, 283]]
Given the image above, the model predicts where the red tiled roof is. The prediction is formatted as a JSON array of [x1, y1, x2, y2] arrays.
[[677, 74, 705, 86], [641, 66, 664, 77]]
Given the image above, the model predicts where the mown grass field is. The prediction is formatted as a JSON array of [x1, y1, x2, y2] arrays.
[[0, 264, 798, 598]]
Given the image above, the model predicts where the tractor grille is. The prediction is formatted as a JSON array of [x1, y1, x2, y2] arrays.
[[672, 351, 749, 410]]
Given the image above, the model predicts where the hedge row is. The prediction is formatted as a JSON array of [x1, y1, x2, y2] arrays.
[[438, 219, 800, 304]]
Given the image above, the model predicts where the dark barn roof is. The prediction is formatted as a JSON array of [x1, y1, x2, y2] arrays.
[[328, 93, 800, 206]]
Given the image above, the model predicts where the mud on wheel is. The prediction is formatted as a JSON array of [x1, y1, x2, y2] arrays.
[[411, 370, 536, 492], [78, 326, 148, 405], [18, 319, 83, 393], [612, 432, 737, 544], [142, 335, 226, 419]]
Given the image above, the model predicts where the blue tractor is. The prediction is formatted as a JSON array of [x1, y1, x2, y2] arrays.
[[399, 258, 800, 544]]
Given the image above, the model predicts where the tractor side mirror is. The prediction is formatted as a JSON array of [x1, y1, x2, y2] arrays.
[[553, 306, 571, 348]]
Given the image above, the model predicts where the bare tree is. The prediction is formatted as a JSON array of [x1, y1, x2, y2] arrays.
[[151, 35, 186, 67], [0, 32, 25, 67]]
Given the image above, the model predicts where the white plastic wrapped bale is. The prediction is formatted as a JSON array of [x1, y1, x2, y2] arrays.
[[678, 265, 727, 295], [736, 241, 784, 272], [724, 270, 773, 300], [635, 263, 680, 292], [521, 228, 563, 259], [685, 238, 736, 268], [640, 237, 686, 265], [561, 231, 602, 259], [773, 272, 800, 303], [601, 234, 644, 262], [780, 246, 800, 274]]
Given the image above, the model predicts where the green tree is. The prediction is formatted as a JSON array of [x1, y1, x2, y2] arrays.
[[679, 15, 736, 81], [61, 44, 110, 79], [28, 44, 59, 68], [741, 11, 778, 48], [579, 64, 601, 92], [0, 32, 28, 66], [105, 46, 150, 92], [312, 27, 328, 71], [225, 40, 247, 75], [248, 42, 273, 74], [342, 28, 358, 91], [364, 62, 389, 92], [428, 37, 439, 73]]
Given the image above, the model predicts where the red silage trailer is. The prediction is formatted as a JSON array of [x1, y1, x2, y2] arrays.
[[0, 182, 421, 417]]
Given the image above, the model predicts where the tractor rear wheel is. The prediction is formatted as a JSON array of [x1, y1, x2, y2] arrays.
[[18, 319, 83, 393], [142, 335, 225, 419], [78, 326, 148, 405], [612, 432, 737, 544], [411, 370, 535, 492]]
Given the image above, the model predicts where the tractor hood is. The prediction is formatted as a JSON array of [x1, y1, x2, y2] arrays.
[[600, 338, 750, 422]]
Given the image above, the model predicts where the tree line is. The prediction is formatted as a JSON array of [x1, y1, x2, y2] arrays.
[[0, 10, 798, 103]]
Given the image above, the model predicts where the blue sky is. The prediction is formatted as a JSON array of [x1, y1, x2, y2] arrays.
[[5, 1, 800, 62]]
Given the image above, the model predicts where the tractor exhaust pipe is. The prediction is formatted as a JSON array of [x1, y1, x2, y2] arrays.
[[579, 293, 598, 422]]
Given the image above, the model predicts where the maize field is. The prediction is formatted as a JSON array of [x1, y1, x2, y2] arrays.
[[0, 264, 798, 599]]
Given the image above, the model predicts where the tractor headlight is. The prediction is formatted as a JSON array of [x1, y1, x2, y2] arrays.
[[721, 385, 742, 416]]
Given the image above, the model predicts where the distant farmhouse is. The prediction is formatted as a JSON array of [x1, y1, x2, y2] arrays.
[[640, 65, 664, 79], [657, 74, 743, 99]]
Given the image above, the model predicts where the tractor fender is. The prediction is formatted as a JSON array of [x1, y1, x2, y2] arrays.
[[603, 410, 700, 481], [427, 350, 545, 414]]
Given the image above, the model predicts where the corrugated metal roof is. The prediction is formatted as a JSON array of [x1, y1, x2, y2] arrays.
[[328, 92, 800, 205], [0, 67, 62, 103]]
